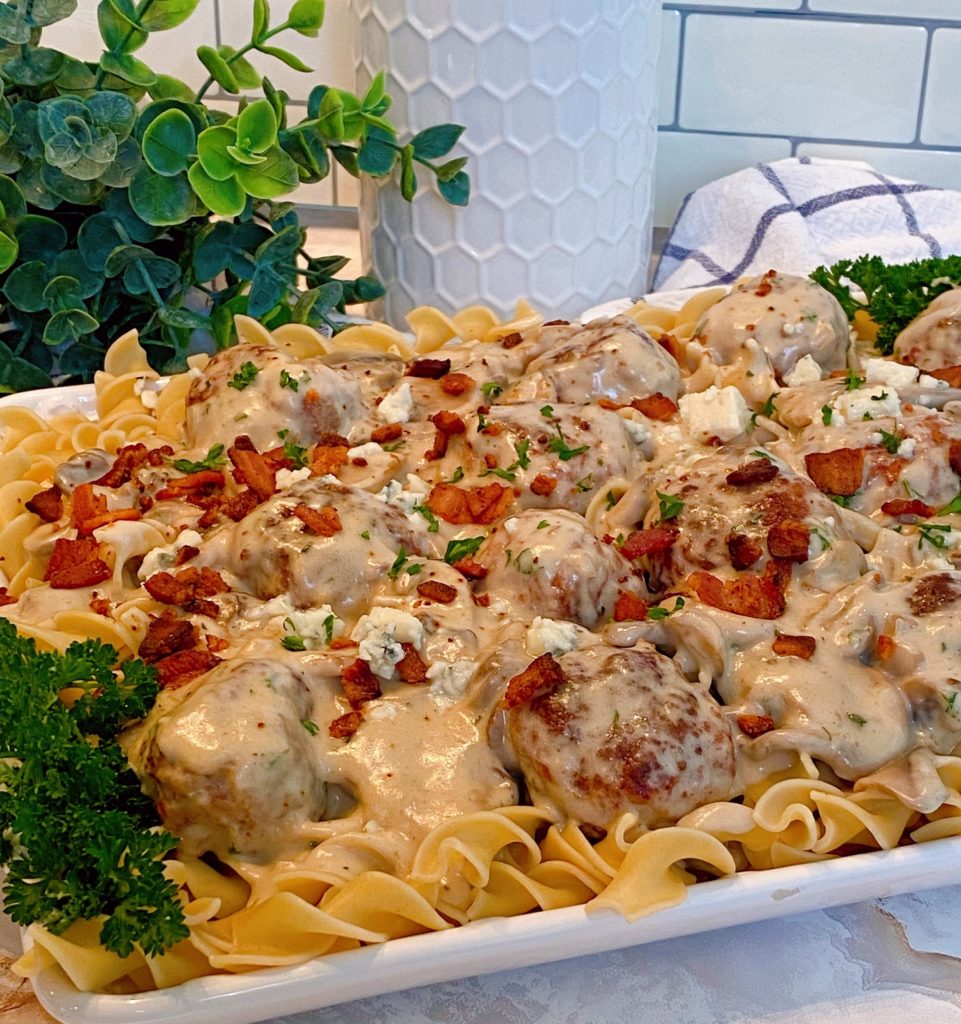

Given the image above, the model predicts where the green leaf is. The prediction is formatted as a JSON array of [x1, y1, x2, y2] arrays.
[[0, 174, 26, 219], [437, 169, 469, 206], [362, 70, 386, 109], [307, 84, 328, 119], [216, 46, 260, 90], [16, 216, 67, 261], [292, 281, 340, 323], [43, 308, 99, 346], [252, 0, 269, 39], [236, 99, 277, 154], [233, 145, 298, 199], [51, 250, 103, 299], [0, 261, 46, 312], [29, 0, 78, 28], [139, 0, 200, 32], [4, 47, 65, 86], [129, 166, 194, 225], [41, 164, 105, 203], [148, 74, 195, 102], [157, 305, 210, 330], [282, 125, 329, 181], [122, 255, 180, 296], [410, 123, 464, 160], [7, 353, 51, 391], [104, 188, 156, 242], [76, 211, 124, 271], [225, 144, 265, 166], [256, 44, 312, 73], [53, 56, 98, 95], [357, 131, 396, 177], [288, 0, 324, 35], [0, 7, 31, 44], [247, 262, 290, 318], [330, 144, 358, 177], [435, 156, 467, 182], [400, 143, 415, 201], [97, 0, 147, 52], [101, 135, 142, 187], [187, 160, 246, 216], [317, 88, 344, 140], [100, 51, 156, 87], [42, 275, 85, 311], [196, 123, 236, 181], [192, 219, 268, 280], [87, 91, 137, 139], [142, 108, 195, 176], [196, 44, 239, 94]]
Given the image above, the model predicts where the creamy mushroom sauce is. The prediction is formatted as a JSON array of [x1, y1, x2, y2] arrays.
[[10, 279, 961, 886]]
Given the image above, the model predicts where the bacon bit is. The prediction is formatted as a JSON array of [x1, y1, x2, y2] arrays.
[[620, 527, 677, 561], [543, 319, 569, 326], [205, 634, 229, 653], [310, 442, 349, 476], [876, 634, 897, 661], [767, 520, 810, 563], [727, 533, 763, 570], [44, 537, 111, 589], [432, 410, 467, 435], [371, 423, 403, 443], [613, 591, 649, 621], [156, 470, 226, 503], [139, 495, 154, 514], [503, 653, 566, 709], [154, 648, 221, 689], [630, 393, 678, 421], [139, 612, 198, 664], [473, 592, 491, 607], [147, 444, 174, 466], [441, 372, 475, 395], [416, 580, 458, 604], [396, 643, 428, 683], [426, 482, 513, 525], [228, 447, 276, 501], [25, 485, 62, 522], [94, 443, 150, 488], [329, 710, 363, 738], [598, 398, 620, 411], [71, 483, 106, 533], [929, 365, 961, 388], [737, 713, 776, 738], [483, 453, 498, 469], [425, 430, 449, 462], [804, 448, 864, 497], [222, 488, 260, 522], [143, 566, 228, 617], [174, 544, 199, 566], [407, 357, 451, 379], [530, 473, 557, 497], [949, 441, 961, 478], [0, 587, 17, 606], [453, 556, 488, 580], [79, 508, 142, 533], [342, 658, 381, 708], [726, 459, 779, 487], [480, 420, 503, 436], [881, 498, 935, 519], [754, 269, 776, 298], [501, 331, 522, 349], [330, 637, 358, 650], [688, 569, 786, 619], [292, 504, 342, 536], [772, 633, 817, 659]]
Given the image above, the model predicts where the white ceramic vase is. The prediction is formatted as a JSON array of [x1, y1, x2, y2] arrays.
[[351, 0, 662, 325]]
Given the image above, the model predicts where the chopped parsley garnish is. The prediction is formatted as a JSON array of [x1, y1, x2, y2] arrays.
[[406, 563, 423, 576], [940, 491, 961, 516], [481, 381, 503, 398], [878, 428, 902, 454], [647, 597, 685, 620], [656, 490, 684, 521], [322, 614, 335, 645], [918, 522, 952, 549], [0, 621, 187, 957], [302, 719, 319, 735], [281, 619, 306, 651], [821, 405, 833, 426], [413, 503, 440, 532], [547, 425, 589, 461], [281, 437, 309, 468], [477, 410, 488, 430], [945, 691, 959, 717], [751, 448, 775, 462], [537, 520, 550, 529], [831, 494, 853, 508], [382, 440, 405, 452], [387, 547, 409, 580], [361, 530, 371, 540], [871, 390, 889, 401], [481, 438, 533, 482], [847, 713, 867, 726], [227, 361, 259, 390], [605, 490, 618, 510], [574, 474, 594, 493], [279, 369, 299, 391], [513, 548, 535, 574], [171, 443, 225, 474], [845, 369, 865, 391], [480, 465, 517, 482], [810, 524, 833, 550], [760, 392, 779, 417], [540, 404, 554, 419], [444, 536, 485, 563], [448, 466, 465, 484]]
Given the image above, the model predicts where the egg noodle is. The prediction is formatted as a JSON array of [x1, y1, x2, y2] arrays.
[[7, 280, 961, 998]]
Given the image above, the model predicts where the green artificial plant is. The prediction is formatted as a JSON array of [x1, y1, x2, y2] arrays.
[[0, 0, 469, 390]]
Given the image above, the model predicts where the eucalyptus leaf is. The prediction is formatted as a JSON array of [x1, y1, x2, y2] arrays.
[[216, 46, 260, 90], [139, 0, 200, 32], [0, 174, 26, 218], [256, 44, 312, 74], [196, 44, 239, 94], [99, 51, 156, 87], [142, 108, 195, 175], [287, 0, 324, 36], [122, 255, 179, 295], [233, 146, 298, 199], [28, 0, 79, 28], [0, 7, 32, 44], [100, 135, 142, 186], [362, 71, 386, 109], [357, 131, 395, 177], [97, 0, 147, 52], [410, 123, 464, 160], [129, 165, 193, 225], [157, 305, 210, 330], [187, 160, 246, 216], [437, 169, 469, 206], [192, 220, 268, 280], [247, 263, 288, 319], [104, 188, 156, 241], [282, 127, 329, 181], [42, 275, 85, 311], [148, 74, 195, 102], [87, 90, 136, 138], [52, 249, 104, 299], [54, 56, 98, 95], [317, 89, 344, 140], [0, 229, 18, 273], [400, 143, 415, 201], [43, 307, 98, 346], [252, 0, 269, 40], [236, 99, 277, 155], [291, 280, 339, 323], [3, 261, 49, 312], [41, 163, 105, 203], [4, 47, 65, 86], [16, 216, 68, 260], [5, 353, 51, 391], [196, 124, 236, 181]]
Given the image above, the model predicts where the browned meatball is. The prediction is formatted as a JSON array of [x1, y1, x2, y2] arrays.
[[894, 288, 961, 370], [506, 643, 738, 831]]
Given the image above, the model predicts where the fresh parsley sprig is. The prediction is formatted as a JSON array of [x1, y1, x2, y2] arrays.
[[172, 443, 226, 474]]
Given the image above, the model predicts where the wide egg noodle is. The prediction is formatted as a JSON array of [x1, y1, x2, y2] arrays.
[[9, 288, 961, 993]]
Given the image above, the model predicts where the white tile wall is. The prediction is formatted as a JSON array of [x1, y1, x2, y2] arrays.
[[795, 143, 961, 190], [921, 30, 961, 147], [659, 10, 681, 127], [809, 0, 961, 17]]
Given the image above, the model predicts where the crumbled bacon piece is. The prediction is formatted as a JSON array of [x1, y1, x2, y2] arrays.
[[89, 596, 111, 616], [71, 483, 106, 533], [25, 485, 62, 522], [329, 710, 363, 738], [473, 592, 491, 607], [501, 331, 522, 349], [910, 573, 961, 616], [440, 372, 475, 395], [292, 504, 342, 536], [503, 653, 566, 709], [613, 591, 648, 622], [737, 713, 776, 737], [426, 482, 513, 525], [726, 459, 779, 487], [929, 365, 961, 388], [341, 658, 381, 708], [804, 448, 864, 497], [727, 533, 763, 570], [772, 633, 816, 659], [371, 423, 403, 443], [425, 429, 449, 462], [407, 357, 451, 379], [619, 527, 677, 560], [688, 569, 786, 619], [143, 566, 228, 617], [949, 441, 961, 478], [530, 473, 557, 497], [630, 393, 678, 421], [222, 488, 260, 522], [396, 643, 428, 683], [767, 520, 810, 563], [432, 410, 467, 435], [156, 470, 226, 503], [228, 447, 276, 501], [453, 556, 488, 580], [0, 587, 17, 606], [754, 269, 776, 298], [880, 498, 935, 519], [154, 649, 221, 689], [44, 537, 111, 589], [543, 319, 569, 326], [310, 441, 349, 476], [139, 612, 198, 664], [483, 453, 498, 469], [94, 443, 150, 488], [876, 634, 897, 661], [174, 544, 199, 566], [597, 398, 620, 411], [206, 634, 229, 653], [416, 580, 458, 604], [330, 637, 359, 650]]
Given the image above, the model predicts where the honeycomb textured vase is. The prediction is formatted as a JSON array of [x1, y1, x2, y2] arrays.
[[351, 0, 662, 325]]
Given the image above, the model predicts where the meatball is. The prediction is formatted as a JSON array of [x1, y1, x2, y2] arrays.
[[128, 659, 326, 860], [693, 272, 850, 382], [506, 317, 681, 404], [894, 288, 961, 370], [506, 644, 738, 831], [474, 509, 640, 627], [320, 349, 405, 410], [195, 478, 429, 619], [186, 344, 365, 451]]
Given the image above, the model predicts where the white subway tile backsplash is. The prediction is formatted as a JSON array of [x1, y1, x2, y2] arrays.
[[677, 1, 801, 9], [796, 143, 961, 189], [809, 0, 961, 18], [922, 30, 961, 147], [653, 130, 792, 228], [680, 16, 926, 143], [659, 11, 681, 127]]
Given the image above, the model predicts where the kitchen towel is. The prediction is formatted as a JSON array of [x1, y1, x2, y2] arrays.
[[653, 157, 961, 292]]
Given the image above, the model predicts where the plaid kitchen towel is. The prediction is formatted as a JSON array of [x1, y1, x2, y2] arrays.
[[653, 156, 961, 292]]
